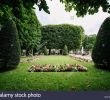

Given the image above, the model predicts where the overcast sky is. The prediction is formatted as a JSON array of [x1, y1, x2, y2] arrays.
[[34, 0, 110, 35]]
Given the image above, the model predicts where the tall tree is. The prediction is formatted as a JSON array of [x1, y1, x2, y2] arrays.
[[0, 5, 21, 69], [41, 24, 84, 54], [0, 19, 20, 69], [92, 17, 110, 70], [15, 4, 41, 56], [83, 34, 96, 51], [0, 1, 41, 69]]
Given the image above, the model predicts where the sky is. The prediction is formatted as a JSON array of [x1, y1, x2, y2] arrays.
[[34, 0, 110, 35]]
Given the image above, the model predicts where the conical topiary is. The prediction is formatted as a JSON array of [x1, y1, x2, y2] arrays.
[[92, 17, 110, 70], [43, 46, 48, 55], [0, 19, 21, 69], [63, 45, 68, 55]]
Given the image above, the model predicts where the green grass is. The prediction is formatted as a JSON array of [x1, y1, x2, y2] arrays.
[[0, 55, 110, 91]]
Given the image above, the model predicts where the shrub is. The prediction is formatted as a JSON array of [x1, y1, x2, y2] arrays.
[[92, 17, 110, 70], [43, 46, 48, 55], [63, 45, 68, 55], [0, 19, 20, 69]]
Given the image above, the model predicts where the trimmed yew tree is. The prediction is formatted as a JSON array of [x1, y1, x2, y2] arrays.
[[63, 45, 68, 55], [43, 46, 48, 55], [92, 17, 110, 70], [0, 19, 20, 69]]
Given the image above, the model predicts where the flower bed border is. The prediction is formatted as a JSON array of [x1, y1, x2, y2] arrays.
[[28, 64, 88, 72]]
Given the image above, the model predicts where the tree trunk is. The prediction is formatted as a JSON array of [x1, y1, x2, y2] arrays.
[[49, 49, 51, 55], [26, 48, 29, 56], [33, 48, 36, 56], [60, 49, 63, 55], [31, 49, 33, 56]]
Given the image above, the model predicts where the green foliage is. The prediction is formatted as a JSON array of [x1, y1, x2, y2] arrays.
[[15, 4, 41, 54], [0, 2, 41, 70], [63, 45, 68, 55], [38, 0, 50, 14], [92, 17, 110, 70], [43, 46, 48, 55], [41, 24, 84, 52], [83, 34, 96, 51], [0, 5, 15, 23], [0, 0, 50, 14], [2, 3, 41, 55], [61, 0, 110, 17], [0, 19, 20, 68], [0, 2, 41, 54], [0, 0, 110, 17]]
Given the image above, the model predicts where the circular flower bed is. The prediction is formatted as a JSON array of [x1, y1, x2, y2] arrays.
[[28, 64, 88, 72]]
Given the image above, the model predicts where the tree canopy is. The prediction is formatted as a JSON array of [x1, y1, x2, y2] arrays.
[[1, 0, 110, 17], [0, 1, 41, 56], [83, 34, 96, 51], [0, 0, 42, 69], [41, 24, 84, 52], [15, 4, 41, 55], [60, 0, 110, 17], [0, 0, 50, 16]]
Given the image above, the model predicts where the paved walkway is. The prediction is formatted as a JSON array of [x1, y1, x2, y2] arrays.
[[69, 54, 92, 61]]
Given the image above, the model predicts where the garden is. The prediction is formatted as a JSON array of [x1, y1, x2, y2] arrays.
[[0, 0, 110, 91], [1, 55, 110, 91]]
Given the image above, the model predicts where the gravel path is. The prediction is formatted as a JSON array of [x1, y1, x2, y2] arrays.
[[69, 54, 92, 61]]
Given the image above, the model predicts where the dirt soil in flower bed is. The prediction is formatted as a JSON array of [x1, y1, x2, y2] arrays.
[[28, 64, 88, 72]]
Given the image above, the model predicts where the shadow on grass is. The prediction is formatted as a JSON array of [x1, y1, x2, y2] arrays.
[[0, 67, 17, 73], [94, 64, 110, 72]]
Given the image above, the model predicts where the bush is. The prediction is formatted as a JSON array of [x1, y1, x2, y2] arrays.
[[92, 17, 110, 70], [63, 45, 68, 55], [0, 19, 20, 69], [43, 46, 48, 55]]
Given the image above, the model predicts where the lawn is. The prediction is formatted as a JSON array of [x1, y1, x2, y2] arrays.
[[0, 55, 110, 91]]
